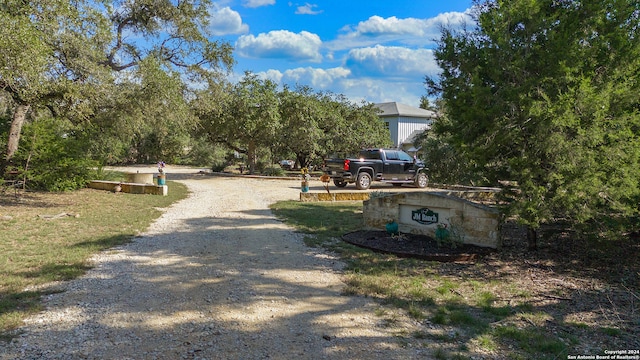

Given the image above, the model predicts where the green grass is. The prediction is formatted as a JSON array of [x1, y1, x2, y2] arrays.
[[492, 325, 567, 357], [600, 327, 622, 336], [270, 200, 364, 250], [270, 199, 574, 359], [0, 181, 188, 335]]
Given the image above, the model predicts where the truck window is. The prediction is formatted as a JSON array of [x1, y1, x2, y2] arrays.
[[386, 151, 399, 160], [398, 152, 413, 162], [359, 150, 381, 160]]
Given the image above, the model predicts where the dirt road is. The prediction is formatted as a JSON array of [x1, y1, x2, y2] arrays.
[[2, 170, 422, 359]]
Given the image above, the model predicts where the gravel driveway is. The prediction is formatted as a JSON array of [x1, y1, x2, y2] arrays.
[[2, 170, 422, 359]]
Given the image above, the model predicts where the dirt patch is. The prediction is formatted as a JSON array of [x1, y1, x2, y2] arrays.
[[342, 230, 495, 262], [342, 223, 640, 353]]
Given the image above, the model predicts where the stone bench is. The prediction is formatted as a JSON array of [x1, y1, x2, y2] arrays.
[[88, 180, 167, 196]]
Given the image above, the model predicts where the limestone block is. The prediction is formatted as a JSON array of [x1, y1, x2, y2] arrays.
[[362, 190, 501, 248]]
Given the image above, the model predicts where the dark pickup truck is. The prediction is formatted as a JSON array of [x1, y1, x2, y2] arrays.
[[322, 149, 428, 190]]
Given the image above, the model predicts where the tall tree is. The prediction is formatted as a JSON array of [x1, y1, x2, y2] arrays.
[[203, 72, 281, 174], [427, 0, 640, 237], [277, 86, 326, 168], [0, 0, 233, 170], [87, 57, 197, 164], [0, 0, 88, 167], [320, 93, 392, 156], [419, 95, 437, 112]]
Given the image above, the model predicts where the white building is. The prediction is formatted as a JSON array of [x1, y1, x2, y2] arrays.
[[374, 102, 436, 150]]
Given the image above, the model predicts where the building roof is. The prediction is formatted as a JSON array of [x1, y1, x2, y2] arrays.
[[374, 102, 437, 118]]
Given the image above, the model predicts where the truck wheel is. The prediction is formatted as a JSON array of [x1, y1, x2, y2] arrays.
[[356, 172, 372, 190], [415, 173, 429, 188], [333, 179, 348, 188]]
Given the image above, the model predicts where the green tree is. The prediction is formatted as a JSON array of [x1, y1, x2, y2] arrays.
[[427, 0, 640, 238], [319, 93, 391, 157], [89, 57, 196, 164], [202, 72, 281, 174], [0, 0, 98, 167], [277, 86, 326, 168], [1, 0, 234, 171], [414, 115, 483, 186], [419, 95, 437, 112]]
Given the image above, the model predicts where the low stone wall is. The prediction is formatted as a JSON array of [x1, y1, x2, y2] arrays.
[[88, 180, 168, 196], [299, 192, 370, 202], [364, 191, 501, 248]]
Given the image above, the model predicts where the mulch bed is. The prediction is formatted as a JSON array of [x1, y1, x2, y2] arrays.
[[342, 230, 495, 262]]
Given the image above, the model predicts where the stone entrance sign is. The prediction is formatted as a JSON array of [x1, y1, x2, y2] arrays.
[[363, 191, 501, 248]]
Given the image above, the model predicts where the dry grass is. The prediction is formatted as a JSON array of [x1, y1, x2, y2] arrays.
[[0, 182, 188, 336], [272, 201, 640, 359]]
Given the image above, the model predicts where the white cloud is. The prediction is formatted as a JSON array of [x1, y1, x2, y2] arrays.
[[356, 16, 428, 37], [243, 0, 275, 8], [338, 78, 426, 106], [330, 11, 473, 50], [345, 45, 439, 79], [208, 7, 249, 36], [249, 65, 423, 105], [295, 3, 323, 15], [255, 67, 350, 89], [282, 67, 350, 88], [355, 12, 470, 37], [235, 30, 323, 62], [257, 69, 284, 84]]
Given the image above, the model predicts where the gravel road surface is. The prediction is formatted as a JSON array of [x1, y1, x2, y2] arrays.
[[2, 168, 423, 359]]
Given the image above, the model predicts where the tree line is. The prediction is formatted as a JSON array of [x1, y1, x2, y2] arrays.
[[0, 0, 389, 190], [194, 73, 391, 174], [2, 0, 639, 241]]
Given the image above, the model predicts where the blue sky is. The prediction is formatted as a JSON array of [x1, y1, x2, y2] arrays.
[[208, 0, 475, 106]]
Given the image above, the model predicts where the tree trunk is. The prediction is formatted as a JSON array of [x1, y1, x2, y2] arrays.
[[296, 154, 308, 170], [6, 103, 30, 162], [527, 226, 537, 251], [247, 140, 257, 174]]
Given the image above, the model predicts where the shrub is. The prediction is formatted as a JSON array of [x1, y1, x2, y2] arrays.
[[13, 118, 99, 191], [211, 159, 228, 172], [27, 158, 98, 191], [263, 165, 285, 177], [183, 140, 230, 167]]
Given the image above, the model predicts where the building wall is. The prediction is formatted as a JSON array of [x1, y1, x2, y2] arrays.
[[382, 116, 432, 147], [397, 116, 432, 145], [384, 118, 399, 146]]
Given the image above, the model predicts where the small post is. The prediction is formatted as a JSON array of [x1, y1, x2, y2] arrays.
[[320, 174, 331, 194]]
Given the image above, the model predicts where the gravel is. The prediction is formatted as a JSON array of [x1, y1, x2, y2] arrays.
[[1, 171, 423, 360]]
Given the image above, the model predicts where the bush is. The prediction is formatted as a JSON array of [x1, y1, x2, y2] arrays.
[[263, 165, 285, 177], [13, 118, 99, 191], [28, 159, 98, 191], [414, 128, 485, 186], [211, 159, 228, 172], [183, 140, 231, 167]]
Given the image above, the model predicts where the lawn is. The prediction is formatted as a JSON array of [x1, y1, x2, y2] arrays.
[[271, 200, 640, 359], [1, 186, 637, 358], [0, 181, 189, 338]]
